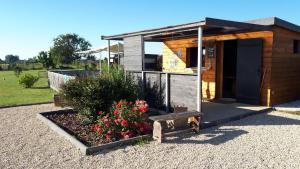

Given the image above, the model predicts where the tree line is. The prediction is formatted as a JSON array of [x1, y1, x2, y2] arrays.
[[1, 33, 95, 70]]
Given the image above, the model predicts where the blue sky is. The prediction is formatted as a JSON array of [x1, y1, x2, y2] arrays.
[[0, 0, 299, 60]]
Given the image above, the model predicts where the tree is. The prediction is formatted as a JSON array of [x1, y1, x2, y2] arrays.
[[27, 57, 38, 63], [86, 55, 96, 61], [37, 51, 55, 69], [0, 58, 4, 64], [50, 33, 91, 65], [5, 54, 19, 64]]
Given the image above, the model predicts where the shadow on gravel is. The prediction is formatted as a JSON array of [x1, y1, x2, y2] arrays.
[[164, 112, 300, 145], [164, 128, 248, 145]]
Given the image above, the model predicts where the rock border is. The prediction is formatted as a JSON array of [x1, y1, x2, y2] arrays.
[[37, 110, 151, 155]]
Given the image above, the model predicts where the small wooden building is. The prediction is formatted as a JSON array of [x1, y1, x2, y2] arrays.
[[102, 17, 300, 107]]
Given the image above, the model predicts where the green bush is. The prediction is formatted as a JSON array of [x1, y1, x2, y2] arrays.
[[14, 66, 23, 77], [61, 67, 142, 123], [18, 73, 39, 88]]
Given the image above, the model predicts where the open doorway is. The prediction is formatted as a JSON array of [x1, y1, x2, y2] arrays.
[[218, 38, 263, 104], [222, 40, 237, 99]]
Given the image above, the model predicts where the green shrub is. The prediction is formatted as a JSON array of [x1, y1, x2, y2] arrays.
[[61, 67, 142, 123], [14, 66, 23, 77], [18, 73, 39, 88]]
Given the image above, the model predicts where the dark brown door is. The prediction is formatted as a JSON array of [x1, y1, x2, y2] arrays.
[[236, 38, 263, 104]]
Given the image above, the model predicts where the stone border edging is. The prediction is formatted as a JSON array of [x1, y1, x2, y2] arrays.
[[0, 101, 54, 109], [37, 111, 151, 155]]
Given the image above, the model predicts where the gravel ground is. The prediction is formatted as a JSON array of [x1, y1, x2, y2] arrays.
[[1, 104, 300, 169]]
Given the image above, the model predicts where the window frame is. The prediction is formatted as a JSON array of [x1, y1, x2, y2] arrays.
[[186, 46, 206, 68]]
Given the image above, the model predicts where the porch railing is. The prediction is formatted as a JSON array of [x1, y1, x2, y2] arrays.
[[126, 70, 198, 112]]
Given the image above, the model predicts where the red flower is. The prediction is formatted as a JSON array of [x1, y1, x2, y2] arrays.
[[98, 111, 103, 115], [139, 127, 145, 133], [142, 122, 152, 131], [134, 121, 141, 128], [139, 105, 148, 113], [121, 119, 128, 127], [114, 119, 121, 125], [132, 107, 137, 113], [93, 124, 101, 131], [105, 121, 111, 128], [123, 130, 134, 139], [106, 133, 112, 140], [113, 109, 119, 115]]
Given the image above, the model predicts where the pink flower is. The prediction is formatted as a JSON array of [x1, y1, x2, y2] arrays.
[[98, 111, 103, 115]]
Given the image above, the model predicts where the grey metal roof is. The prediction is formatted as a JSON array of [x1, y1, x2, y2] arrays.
[[101, 17, 300, 41], [247, 17, 300, 33]]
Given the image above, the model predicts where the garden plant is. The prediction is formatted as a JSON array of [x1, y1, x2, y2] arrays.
[[18, 73, 40, 88]]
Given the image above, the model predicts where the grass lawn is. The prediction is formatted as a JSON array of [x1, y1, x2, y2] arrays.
[[0, 70, 55, 107]]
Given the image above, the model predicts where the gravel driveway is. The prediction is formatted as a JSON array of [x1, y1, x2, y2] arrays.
[[1, 104, 300, 169]]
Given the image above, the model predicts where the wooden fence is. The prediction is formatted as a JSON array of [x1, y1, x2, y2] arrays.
[[127, 71, 198, 112]]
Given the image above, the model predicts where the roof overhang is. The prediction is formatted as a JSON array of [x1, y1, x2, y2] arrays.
[[76, 42, 124, 55], [101, 17, 271, 41]]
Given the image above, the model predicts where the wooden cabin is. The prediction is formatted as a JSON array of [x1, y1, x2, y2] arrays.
[[102, 17, 300, 107]]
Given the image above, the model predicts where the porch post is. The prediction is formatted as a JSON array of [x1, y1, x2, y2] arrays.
[[197, 26, 203, 112], [107, 40, 111, 72], [99, 52, 102, 73]]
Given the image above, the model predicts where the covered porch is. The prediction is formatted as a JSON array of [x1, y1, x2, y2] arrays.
[[201, 101, 270, 127], [101, 17, 272, 124]]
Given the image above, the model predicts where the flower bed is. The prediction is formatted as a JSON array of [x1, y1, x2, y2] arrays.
[[38, 100, 159, 155]]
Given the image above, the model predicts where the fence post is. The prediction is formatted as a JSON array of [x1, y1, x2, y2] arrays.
[[165, 73, 169, 113], [141, 71, 145, 99], [124, 70, 127, 81]]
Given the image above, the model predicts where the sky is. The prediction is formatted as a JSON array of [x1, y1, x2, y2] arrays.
[[0, 0, 300, 60]]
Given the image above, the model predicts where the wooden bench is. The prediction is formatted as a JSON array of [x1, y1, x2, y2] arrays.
[[149, 111, 202, 143]]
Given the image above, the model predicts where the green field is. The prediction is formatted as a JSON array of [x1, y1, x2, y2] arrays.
[[0, 70, 55, 107]]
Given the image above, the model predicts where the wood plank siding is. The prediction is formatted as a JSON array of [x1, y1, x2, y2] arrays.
[[162, 31, 273, 106], [270, 27, 300, 105]]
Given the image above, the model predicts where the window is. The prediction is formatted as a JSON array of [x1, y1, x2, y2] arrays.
[[186, 47, 205, 68], [293, 40, 299, 54]]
